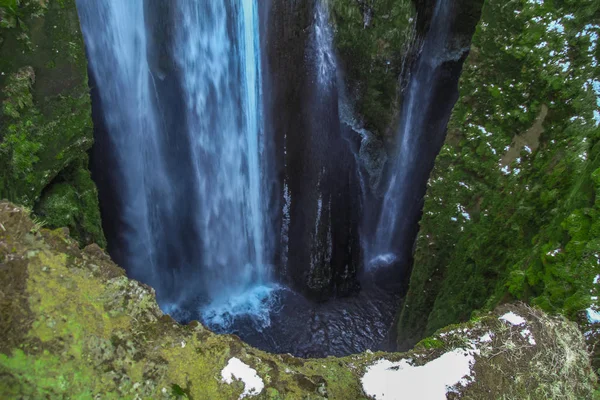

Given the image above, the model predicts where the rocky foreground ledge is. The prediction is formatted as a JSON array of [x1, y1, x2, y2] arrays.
[[0, 201, 596, 399]]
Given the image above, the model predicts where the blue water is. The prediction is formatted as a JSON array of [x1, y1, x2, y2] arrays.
[[173, 0, 276, 328], [77, 0, 277, 330]]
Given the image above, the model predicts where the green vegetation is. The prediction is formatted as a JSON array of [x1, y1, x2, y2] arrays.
[[0, 0, 104, 247], [35, 156, 106, 247], [398, 0, 600, 352], [415, 336, 444, 350], [330, 0, 415, 138]]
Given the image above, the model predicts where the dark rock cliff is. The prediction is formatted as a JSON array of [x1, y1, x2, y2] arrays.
[[265, 0, 483, 301], [266, 0, 362, 299]]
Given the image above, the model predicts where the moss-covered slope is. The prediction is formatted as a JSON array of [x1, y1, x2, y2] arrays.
[[0, 0, 104, 247], [398, 0, 600, 354], [0, 200, 597, 399]]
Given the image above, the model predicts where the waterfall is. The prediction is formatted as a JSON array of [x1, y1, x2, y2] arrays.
[[307, 0, 336, 284], [77, 0, 164, 288], [313, 1, 337, 90], [370, 0, 455, 267], [77, 0, 276, 330]]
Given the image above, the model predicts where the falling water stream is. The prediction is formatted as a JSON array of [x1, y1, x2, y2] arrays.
[[371, 0, 455, 267], [173, 0, 277, 329], [78, 0, 277, 331]]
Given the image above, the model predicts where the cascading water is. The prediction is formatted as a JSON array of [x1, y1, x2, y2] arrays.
[[230, 0, 399, 357], [305, 0, 336, 291], [313, 1, 337, 89], [77, 0, 277, 330], [273, 0, 361, 299], [370, 0, 456, 267], [174, 0, 277, 329]]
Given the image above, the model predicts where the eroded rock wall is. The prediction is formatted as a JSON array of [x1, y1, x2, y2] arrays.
[[267, 0, 362, 299]]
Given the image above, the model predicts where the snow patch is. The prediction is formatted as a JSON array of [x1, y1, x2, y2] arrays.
[[499, 311, 526, 326], [221, 357, 264, 399], [478, 332, 493, 343], [361, 349, 476, 400], [520, 328, 536, 345], [587, 308, 600, 324]]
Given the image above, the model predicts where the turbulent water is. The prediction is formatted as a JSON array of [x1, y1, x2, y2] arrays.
[[78, 0, 277, 330], [370, 0, 455, 266]]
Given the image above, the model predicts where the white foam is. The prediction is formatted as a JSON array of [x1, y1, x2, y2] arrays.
[[499, 312, 526, 326], [369, 253, 397, 268], [312, 0, 336, 87], [361, 349, 476, 400], [161, 302, 191, 322], [221, 357, 264, 398], [201, 284, 281, 331]]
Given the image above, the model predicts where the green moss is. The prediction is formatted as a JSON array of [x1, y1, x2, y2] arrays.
[[0, 0, 104, 247], [0, 201, 596, 398], [35, 158, 106, 247], [0, 349, 100, 399], [35, 183, 79, 229], [415, 337, 444, 350]]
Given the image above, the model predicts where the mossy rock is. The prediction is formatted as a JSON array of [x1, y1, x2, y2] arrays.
[[0, 0, 104, 247], [0, 201, 596, 399]]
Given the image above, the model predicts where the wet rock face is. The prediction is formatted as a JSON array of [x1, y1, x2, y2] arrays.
[[266, 0, 361, 299], [264, 0, 485, 300], [0, 204, 596, 398]]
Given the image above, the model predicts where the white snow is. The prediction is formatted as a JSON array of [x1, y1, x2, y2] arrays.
[[221, 357, 264, 399], [361, 349, 476, 400], [546, 248, 561, 257], [587, 308, 600, 324], [457, 204, 471, 221], [587, 274, 600, 323], [520, 328, 536, 345], [499, 312, 526, 326], [478, 332, 493, 343]]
